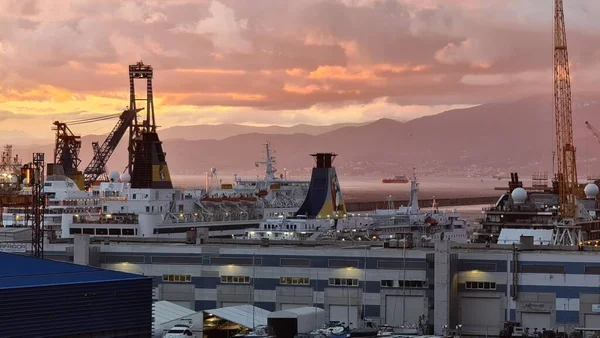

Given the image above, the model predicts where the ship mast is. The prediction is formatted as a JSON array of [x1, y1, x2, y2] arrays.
[[254, 142, 277, 182]]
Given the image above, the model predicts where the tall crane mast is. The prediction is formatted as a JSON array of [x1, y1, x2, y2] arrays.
[[553, 0, 581, 246], [554, 0, 577, 218]]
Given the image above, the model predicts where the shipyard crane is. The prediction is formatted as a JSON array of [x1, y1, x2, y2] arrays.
[[82, 108, 141, 188], [52, 121, 83, 186], [52, 108, 141, 190], [585, 121, 600, 145], [553, 0, 581, 245]]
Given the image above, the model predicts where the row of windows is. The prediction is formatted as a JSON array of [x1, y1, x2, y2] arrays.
[[381, 280, 426, 288], [163, 274, 192, 283], [221, 275, 251, 284], [328, 278, 359, 286], [280, 277, 310, 285], [71, 228, 136, 236], [465, 281, 497, 290]]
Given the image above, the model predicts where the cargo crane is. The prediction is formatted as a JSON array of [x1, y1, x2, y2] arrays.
[[553, 0, 581, 245], [82, 108, 141, 189]]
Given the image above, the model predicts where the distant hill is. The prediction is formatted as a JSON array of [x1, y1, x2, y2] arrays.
[[157, 122, 362, 141], [11, 95, 600, 178]]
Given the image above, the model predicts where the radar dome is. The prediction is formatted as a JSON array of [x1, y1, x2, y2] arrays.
[[109, 171, 120, 182], [585, 183, 599, 199], [511, 187, 527, 204], [120, 172, 131, 183]]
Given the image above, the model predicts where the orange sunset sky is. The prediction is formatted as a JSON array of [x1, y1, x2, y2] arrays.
[[0, 0, 600, 142]]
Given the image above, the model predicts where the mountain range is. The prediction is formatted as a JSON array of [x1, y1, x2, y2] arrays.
[[9, 95, 600, 178]]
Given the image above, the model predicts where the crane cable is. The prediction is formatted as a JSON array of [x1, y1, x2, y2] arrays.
[[63, 113, 122, 126]]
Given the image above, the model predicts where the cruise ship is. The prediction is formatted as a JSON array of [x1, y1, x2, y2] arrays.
[[1, 145, 310, 240], [244, 168, 468, 245]]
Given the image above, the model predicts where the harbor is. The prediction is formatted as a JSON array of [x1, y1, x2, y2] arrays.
[[3, 0, 600, 336]]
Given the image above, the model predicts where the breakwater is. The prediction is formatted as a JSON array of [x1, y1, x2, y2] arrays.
[[345, 195, 498, 212]]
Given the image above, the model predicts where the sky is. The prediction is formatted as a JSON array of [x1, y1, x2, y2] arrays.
[[1, 0, 600, 140]]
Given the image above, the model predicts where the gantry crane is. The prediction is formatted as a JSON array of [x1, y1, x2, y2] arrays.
[[553, 0, 581, 245]]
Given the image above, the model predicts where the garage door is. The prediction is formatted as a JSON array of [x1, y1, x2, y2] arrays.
[[384, 296, 425, 327], [460, 297, 504, 336], [329, 305, 359, 329], [222, 302, 246, 308], [281, 303, 305, 310], [585, 314, 600, 328], [521, 312, 552, 332]]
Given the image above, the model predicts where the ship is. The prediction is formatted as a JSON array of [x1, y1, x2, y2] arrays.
[[381, 175, 409, 184], [370, 171, 468, 246], [474, 172, 600, 246], [244, 152, 376, 241]]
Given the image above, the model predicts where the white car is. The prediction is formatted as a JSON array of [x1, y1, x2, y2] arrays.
[[163, 324, 195, 338]]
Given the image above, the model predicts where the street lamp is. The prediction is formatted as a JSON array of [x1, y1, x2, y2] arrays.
[[456, 324, 462, 338]]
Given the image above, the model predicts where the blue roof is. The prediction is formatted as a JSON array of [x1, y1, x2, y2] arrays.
[[0, 252, 147, 289]]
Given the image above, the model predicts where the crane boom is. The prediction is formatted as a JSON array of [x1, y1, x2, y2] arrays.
[[585, 121, 600, 144], [554, 0, 578, 219], [83, 108, 141, 188]]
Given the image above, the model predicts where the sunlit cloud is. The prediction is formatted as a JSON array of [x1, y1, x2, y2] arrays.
[[0, 0, 598, 144]]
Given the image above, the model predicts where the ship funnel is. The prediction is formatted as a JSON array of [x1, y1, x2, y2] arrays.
[[294, 152, 346, 218]]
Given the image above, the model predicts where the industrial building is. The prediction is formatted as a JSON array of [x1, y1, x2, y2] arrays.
[[36, 235, 600, 337], [0, 251, 153, 337]]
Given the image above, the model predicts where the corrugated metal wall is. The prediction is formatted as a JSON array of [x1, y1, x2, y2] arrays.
[[0, 278, 152, 337]]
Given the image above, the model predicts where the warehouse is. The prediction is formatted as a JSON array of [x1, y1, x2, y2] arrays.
[[0, 252, 152, 337]]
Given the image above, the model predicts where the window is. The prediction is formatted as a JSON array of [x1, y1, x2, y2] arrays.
[[465, 281, 496, 290], [221, 275, 250, 284], [280, 258, 310, 267], [328, 278, 359, 286], [162, 274, 192, 283], [585, 266, 600, 275], [280, 277, 310, 285], [521, 264, 564, 274], [381, 280, 393, 287], [399, 280, 426, 288], [212, 257, 262, 266]]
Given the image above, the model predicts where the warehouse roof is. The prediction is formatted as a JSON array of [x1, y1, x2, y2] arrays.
[[0, 252, 147, 289]]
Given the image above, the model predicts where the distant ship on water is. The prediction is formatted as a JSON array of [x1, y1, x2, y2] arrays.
[[381, 175, 409, 184]]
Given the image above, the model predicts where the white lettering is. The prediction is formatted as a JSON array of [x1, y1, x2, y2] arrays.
[[0, 243, 27, 253]]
